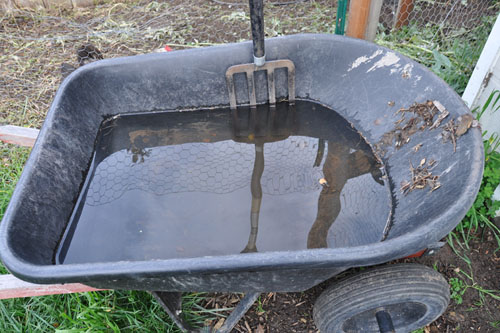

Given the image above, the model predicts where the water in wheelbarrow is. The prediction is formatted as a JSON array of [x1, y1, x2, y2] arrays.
[[56, 100, 393, 264]]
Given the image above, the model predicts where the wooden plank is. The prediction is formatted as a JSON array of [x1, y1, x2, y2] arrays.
[[0, 274, 106, 299], [0, 125, 39, 147], [346, 0, 372, 39]]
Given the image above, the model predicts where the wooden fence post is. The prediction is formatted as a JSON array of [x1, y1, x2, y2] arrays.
[[346, 0, 372, 39]]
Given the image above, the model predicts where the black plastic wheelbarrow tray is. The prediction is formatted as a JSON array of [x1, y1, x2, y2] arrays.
[[0, 34, 483, 332]]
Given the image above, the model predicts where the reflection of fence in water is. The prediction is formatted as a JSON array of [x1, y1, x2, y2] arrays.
[[86, 136, 327, 206]]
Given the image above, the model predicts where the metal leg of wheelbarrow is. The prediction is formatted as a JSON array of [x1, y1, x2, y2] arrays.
[[151, 291, 261, 333], [151, 291, 192, 332]]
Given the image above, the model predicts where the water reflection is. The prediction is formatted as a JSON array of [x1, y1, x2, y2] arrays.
[[231, 106, 296, 253], [308, 142, 382, 248], [231, 103, 382, 252], [58, 101, 390, 264]]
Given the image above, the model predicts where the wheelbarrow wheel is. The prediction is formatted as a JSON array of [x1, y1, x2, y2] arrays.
[[313, 263, 450, 332]]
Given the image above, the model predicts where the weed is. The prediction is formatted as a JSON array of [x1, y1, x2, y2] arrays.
[[256, 296, 265, 314], [432, 261, 438, 271], [449, 277, 467, 305], [447, 235, 500, 305]]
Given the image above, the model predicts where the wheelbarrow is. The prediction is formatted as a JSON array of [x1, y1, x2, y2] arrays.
[[0, 10, 483, 333]]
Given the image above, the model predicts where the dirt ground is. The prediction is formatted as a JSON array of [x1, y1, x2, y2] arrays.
[[203, 226, 500, 332], [413, 236, 500, 332]]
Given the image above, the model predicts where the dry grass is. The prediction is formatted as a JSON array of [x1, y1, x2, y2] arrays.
[[0, 0, 336, 128]]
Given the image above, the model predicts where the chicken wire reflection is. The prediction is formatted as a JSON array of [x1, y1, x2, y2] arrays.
[[86, 136, 326, 206]]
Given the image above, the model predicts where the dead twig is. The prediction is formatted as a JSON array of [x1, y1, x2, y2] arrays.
[[442, 119, 457, 152], [400, 159, 441, 195], [413, 143, 423, 152], [429, 100, 449, 130]]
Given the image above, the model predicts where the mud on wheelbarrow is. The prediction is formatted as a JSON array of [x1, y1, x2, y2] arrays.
[[0, 34, 483, 332]]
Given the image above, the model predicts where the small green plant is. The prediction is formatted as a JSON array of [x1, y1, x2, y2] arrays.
[[256, 296, 265, 314], [491, 321, 500, 329], [447, 236, 500, 304], [432, 261, 438, 271], [449, 277, 467, 305]]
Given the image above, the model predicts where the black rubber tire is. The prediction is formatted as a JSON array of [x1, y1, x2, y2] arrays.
[[313, 264, 450, 333]]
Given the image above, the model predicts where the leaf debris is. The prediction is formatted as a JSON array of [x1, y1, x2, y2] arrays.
[[413, 143, 423, 152], [400, 159, 441, 195]]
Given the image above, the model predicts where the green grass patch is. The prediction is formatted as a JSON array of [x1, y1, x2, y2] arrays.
[[0, 143, 30, 274], [0, 143, 30, 220], [0, 290, 213, 332]]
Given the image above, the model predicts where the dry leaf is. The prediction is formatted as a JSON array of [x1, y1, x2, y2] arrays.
[[255, 324, 265, 333], [213, 318, 225, 330], [432, 100, 446, 113]]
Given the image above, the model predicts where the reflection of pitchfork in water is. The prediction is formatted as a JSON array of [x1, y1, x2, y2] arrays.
[[225, 0, 296, 253], [231, 104, 296, 253]]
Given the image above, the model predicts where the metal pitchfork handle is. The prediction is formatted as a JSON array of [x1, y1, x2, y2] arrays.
[[249, 0, 266, 66]]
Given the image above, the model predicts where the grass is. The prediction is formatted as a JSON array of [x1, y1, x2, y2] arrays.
[[0, 143, 29, 222], [0, 0, 499, 331], [0, 289, 223, 332], [0, 143, 30, 275]]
